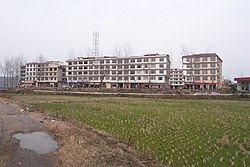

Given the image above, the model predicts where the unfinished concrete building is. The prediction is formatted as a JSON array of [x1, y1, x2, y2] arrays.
[[66, 54, 171, 89]]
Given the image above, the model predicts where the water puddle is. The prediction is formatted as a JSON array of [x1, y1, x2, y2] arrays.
[[13, 132, 58, 154]]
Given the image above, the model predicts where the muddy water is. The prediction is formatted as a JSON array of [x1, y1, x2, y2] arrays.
[[13, 132, 58, 154]]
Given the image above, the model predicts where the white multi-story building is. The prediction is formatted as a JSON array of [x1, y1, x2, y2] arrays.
[[66, 54, 171, 89], [169, 68, 184, 89], [182, 53, 223, 90], [21, 61, 66, 87]]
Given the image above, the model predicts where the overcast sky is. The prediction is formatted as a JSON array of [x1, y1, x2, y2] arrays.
[[0, 0, 249, 79]]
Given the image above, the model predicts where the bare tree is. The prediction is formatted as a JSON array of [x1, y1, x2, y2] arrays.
[[113, 44, 123, 57], [68, 48, 76, 59], [113, 42, 133, 57], [0, 55, 26, 87], [124, 42, 132, 56], [85, 47, 93, 57], [36, 54, 46, 63]]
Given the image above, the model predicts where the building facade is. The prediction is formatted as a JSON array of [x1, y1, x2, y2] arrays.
[[21, 61, 66, 87], [182, 53, 223, 90], [169, 68, 184, 89], [234, 77, 250, 91], [66, 54, 171, 89]]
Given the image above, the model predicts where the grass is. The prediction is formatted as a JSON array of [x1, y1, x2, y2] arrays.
[[13, 94, 250, 166]]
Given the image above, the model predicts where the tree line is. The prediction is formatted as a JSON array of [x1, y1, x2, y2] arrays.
[[0, 55, 26, 87]]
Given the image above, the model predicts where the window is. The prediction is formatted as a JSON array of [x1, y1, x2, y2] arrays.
[[159, 57, 164, 61], [130, 70, 135, 74], [137, 58, 142, 62], [89, 71, 93, 75], [159, 64, 164, 68], [186, 76, 192, 80], [74, 62, 77, 65], [69, 62, 72, 65], [194, 70, 200, 74], [130, 76, 135, 80], [73, 67, 77, 70], [158, 77, 163, 80], [130, 59, 135, 63], [130, 65, 135, 68], [89, 66, 93, 69], [105, 65, 110, 69], [124, 76, 129, 80], [202, 64, 208, 68], [150, 70, 156, 74], [112, 71, 116, 75], [78, 72, 82, 75], [84, 66, 88, 69], [137, 76, 141, 80], [202, 76, 208, 81], [194, 58, 200, 62], [210, 57, 216, 61], [106, 60, 110, 64], [211, 70, 216, 74], [118, 76, 122, 80], [202, 70, 208, 74], [79, 61, 83, 64], [194, 64, 200, 68], [210, 63, 216, 68], [150, 64, 156, 68], [118, 71, 122, 75], [118, 59, 122, 64], [124, 65, 129, 69], [94, 66, 99, 69], [194, 76, 200, 81], [187, 70, 192, 74], [151, 58, 156, 62], [84, 71, 88, 75], [159, 70, 164, 74], [211, 76, 216, 81], [137, 65, 142, 68], [112, 60, 116, 63], [111, 76, 116, 80], [100, 60, 104, 64], [124, 59, 129, 63], [84, 61, 88, 64], [124, 71, 129, 75], [94, 71, 98, 75], [118, 65, 122, 69], [144, 58, 148, 62], [112, 65, 116, 69], [79, 67, 82, 70], [202, 57, 207, 62], [187, 64, 192, 68]]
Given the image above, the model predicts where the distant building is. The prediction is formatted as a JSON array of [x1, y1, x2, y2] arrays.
[[21, 61, 66, 88], [66, 54, 171, 89], [182, 53, 223, 90], [169, 68, 184, 89], [234, 77, 250, 91]]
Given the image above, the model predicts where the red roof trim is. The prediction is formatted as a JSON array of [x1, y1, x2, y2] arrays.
[[234, 77, 250, 81]]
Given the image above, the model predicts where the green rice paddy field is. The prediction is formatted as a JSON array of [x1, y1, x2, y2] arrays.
[[13, 94, 250, 166]]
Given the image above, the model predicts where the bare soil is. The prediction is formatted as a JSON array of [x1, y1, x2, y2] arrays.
[[1, 96, 160, 167]]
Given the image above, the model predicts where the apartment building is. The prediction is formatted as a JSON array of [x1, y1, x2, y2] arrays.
[[66, 54, 171, 89], [21, 61, 66, 87], [182, 53, 223, 90], [169, 68, 184, 89]]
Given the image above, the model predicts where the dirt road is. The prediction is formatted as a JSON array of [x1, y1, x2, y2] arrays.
[[0, 98, 58, 167]]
